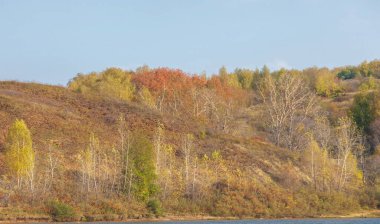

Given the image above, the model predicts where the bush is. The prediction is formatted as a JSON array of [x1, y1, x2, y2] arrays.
[[315, 71, 342, 97], [199, 129, 207, 139], [147, 199, 163, 217], [337, 69, 358, 80], [47, 200, 78, 222]]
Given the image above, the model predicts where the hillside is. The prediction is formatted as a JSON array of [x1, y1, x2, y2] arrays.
[[0, 81, 307, 221], [0, 62, 380, 222]]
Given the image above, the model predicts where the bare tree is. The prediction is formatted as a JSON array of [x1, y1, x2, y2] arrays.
[[118, 114, 132, 194], [259, 73, 317, 150], [42, 141, 59, 194], [335, 117, 363, 190], [182, 134, 194, 197], [154, 123, 164, 173], [312, 115, 332, 151]]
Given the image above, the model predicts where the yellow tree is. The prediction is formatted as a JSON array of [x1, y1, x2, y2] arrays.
[[303, 136, 332, 191], [315, 70, 341, 97], [137, 86, 156, 108], [335, 117, 363, 191], [5, 119, 35, 191]]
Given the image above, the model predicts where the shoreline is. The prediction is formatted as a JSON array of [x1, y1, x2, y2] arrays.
[[1, 210, 380, 223]]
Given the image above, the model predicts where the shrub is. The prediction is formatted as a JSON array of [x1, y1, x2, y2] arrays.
[[47, 200, 78, 222], [358, 77, 378, 92], [337, 69, 358, 80], [315, 71, 342, 97], [147, 199, 163, 217], [199, 129, 207, 139]]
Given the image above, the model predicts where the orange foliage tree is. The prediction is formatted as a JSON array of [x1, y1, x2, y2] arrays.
[[132, 68, 206, 115]]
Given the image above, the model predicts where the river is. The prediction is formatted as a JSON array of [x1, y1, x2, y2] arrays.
[[76, 219, 380, 224]]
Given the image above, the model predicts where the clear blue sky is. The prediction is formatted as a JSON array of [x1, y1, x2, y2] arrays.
[[0, 0, 379, 85]]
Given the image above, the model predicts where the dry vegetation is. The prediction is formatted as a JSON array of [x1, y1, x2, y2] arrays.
[[1, 61, 380, 221]]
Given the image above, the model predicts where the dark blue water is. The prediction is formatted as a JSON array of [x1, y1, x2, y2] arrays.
[[36, 219, 380, 224], [139, 219, 379, 224], [106, 219, 380, 224]]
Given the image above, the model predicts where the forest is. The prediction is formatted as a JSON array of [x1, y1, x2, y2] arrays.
[[1, 60, 380, 221]]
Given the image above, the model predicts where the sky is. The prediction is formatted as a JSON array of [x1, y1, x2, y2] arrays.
[[0, 0, 379, 85]]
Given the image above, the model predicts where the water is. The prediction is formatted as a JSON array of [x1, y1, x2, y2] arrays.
[[90, 219, 380, 224], [31, 219, 380, 224]]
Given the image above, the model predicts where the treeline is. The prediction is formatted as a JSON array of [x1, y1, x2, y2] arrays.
[[68, 60, 380, 100], [66, 59, 380, 214], [1, 60, 380, 221]]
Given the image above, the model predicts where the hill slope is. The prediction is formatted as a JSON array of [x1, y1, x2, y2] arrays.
[[0, 81, 369, 221]]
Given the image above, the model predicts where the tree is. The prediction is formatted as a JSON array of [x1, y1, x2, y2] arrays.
[[303, 136, 331, 191], [68, 67, 135, 101], [218, 66, 228, 81], [312, 115, 332, 151], [136, 64, 150, 73], [75, 136, 105, 204], [350, 92, 377, 134], [132, 68, 203, 114], [335, 117, 364, 191], [218, 66, 242, 88], [118, 114, 131, 194], [235, 68, 255, 89], [136, 86, 156, 108], [130, 132, 158, 202], [5, 119, 35, 191], [359, 61, 371, 77], [157, 143, 175, 200], [79, 133, 99, 194], [261, 65, 270, 78], [182, 133, 194, 197], [259, 73, 317, 150], [259, 66, 271, 85], [154, 123, 164, 173], [337, 68, 357, 80], [100, 68, 135, 101], [359, 76, 378, 92], [315, 70, 342, 97], [42, 141, 60, 193]]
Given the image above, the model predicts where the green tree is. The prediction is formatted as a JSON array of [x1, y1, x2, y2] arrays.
[[5, 119, 35, 190], [337, 68, 357, 80], [130, 132, 158, 201], [350, 92, 377, 134]]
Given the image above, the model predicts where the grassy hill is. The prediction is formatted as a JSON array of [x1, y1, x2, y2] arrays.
[[0, 64, 379, 222], [0, 81, 303, 179], [0, 81, 310, 220]]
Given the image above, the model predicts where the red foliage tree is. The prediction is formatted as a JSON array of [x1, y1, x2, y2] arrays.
[[132, 68, 207, 114], [133, 68, 202, 96]]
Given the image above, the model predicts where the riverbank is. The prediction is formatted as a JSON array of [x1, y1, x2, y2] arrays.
[[322, 210, 380, 219], [1, 210, 380, 223]]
